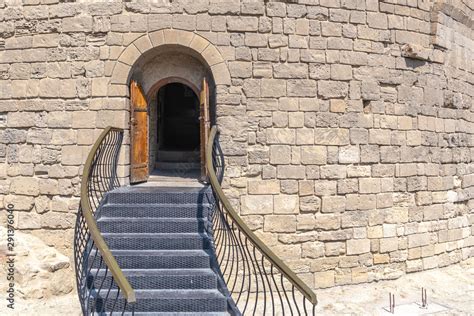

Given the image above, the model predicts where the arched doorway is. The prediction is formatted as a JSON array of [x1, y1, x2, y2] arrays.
[[107, 30, 231, 184], [130, 75, 210, 184]]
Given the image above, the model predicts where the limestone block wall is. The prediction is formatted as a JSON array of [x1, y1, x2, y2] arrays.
[[0, 0, 472, 292]]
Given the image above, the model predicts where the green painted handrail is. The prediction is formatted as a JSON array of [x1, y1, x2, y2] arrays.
[[206, 126, 318, 305], [80, 126, 136, 303]]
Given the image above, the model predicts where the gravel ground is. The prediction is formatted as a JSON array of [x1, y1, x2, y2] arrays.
[[1, 258, 472, 315], [315, 258, 474, 315]]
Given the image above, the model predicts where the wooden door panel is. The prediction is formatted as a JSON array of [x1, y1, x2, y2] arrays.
[[130, 80, 149, 184], [199, 78, 210, 181]]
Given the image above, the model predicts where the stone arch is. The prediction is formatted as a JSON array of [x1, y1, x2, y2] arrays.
[[108, 29, 231, 97]]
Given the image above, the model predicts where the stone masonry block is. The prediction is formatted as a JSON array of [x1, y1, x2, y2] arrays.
[[274, 195, 299, 214], [322, 196, 346, 213], [359, 178, 381, 194], [229, 61, 252, 78], [133, 35, 153, 53], [301, 146, 327, 165], [314, 271, 335, 288], [10, 177, 40, 196], [62, 16, 93, 33], [346, 239, 371, 255], [408, 233, 431, 248], [330, 64, 352, 81], [314, 128, 350, 145], [288, 80, 317, 97], [277, 166, 306, 179], [318, 80, 349, 99], [227, 16, 258, 32], [274, 64, 308, 79], [248, 180, 280, 195], [339, 146, 360, 164], [264, 215, 297, 233], [241, 195, 273, 215], [267, 129, 295, 145], [270, 145, 291, 164], [72, 111, 96, 129], [261, 79, 287, 98]]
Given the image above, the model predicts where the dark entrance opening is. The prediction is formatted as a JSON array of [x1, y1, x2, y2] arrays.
[[155, 82, 200, 168]]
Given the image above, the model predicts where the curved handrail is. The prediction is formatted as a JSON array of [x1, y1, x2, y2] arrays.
[[206, 126, 318, 310], [80, 126, 136, 304]]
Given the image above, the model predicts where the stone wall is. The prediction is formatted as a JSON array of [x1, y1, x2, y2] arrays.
[[0, 0, 472, 293]]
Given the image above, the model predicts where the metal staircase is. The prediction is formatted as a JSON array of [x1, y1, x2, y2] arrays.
[[74, 126, 317, 315], [89, 186, 228, 314]]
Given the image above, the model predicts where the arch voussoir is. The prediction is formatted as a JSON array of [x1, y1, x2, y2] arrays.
[[149, 30, 165, 47], [133, 35, 153, 54], [117, 44, 141, 66]]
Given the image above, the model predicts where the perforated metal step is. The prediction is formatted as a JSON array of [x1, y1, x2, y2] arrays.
[[100, 203, 213, 219], [90, 249, 212, 269], [102, 233, 211, 250], [97, 218, 208, 234], [89, 269, 218, 290], [89, 289, 228, 313], [106, 186, 213, 205], [123, 312, 228, 316]]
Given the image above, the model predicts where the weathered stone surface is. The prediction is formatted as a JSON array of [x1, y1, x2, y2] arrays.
[[261, 79, 286, 98], [0, 0, 472, 293], [0, 226, 72, 298], [248, 180, 280, 195], [264, 215, 297, 233], [318, 81, 349, 99], [10, 177, 40, 196], [270, 145, 291, 164], [301, 146, 327, 165], [274, 195, 299, 214], [241, 195, 273, 215], [346, 239, 371, 255], [287, 80, 317, 97], [62, 16, 93, 33], [314, 128, 350, 145], [227, 16, 258, 31], [322, 196, 346, 213]]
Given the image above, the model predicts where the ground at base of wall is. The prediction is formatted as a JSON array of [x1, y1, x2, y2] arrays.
[[0, 294, 81, 316], [1, 258, 471, 315], [316, 257, 474, 315]]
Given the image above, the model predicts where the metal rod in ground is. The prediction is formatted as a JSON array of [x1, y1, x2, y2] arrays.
[[392, 294, 395, 313], [421, 287, 428, 308], [389, 293, 395, 314]]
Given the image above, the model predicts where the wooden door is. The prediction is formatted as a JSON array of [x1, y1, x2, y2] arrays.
[[199, 78, 210, 181], [130, 80, 149, 184]]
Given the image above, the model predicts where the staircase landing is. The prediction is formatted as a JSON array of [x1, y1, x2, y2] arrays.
[[143, 166, 203, 188]]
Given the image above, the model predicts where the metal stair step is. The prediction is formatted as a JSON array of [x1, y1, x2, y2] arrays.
[[89, 250, 212, 269], [106, 187, 214, 205], [123, 313, 229, 316], [89, 289, 228, 313], [99, 203, 213, 218], [88, 269, 218, 290], [97, 218, 207, 234], [102, 233, 211, 250]]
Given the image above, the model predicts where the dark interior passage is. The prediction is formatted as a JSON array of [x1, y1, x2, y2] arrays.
[[157, 83, 200, 152]]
